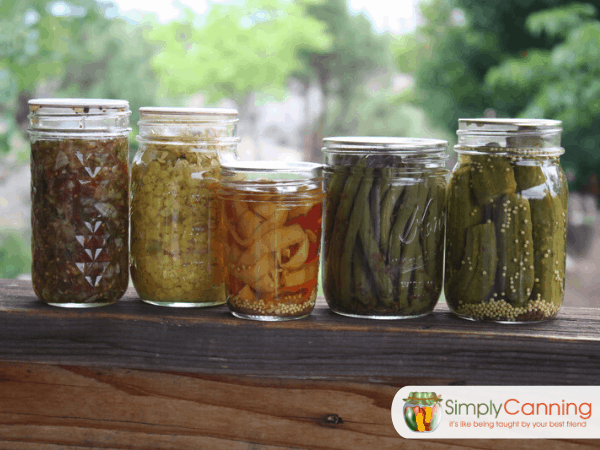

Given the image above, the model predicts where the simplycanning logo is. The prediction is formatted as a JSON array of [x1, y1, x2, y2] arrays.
[[444, 397, 592, 428], [393, 386, 599, 439], [403, 392, 443, 432]]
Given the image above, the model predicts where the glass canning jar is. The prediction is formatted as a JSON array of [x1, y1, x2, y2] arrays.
[[445, 118, 568, 322], [218, 161, 325, 321], [130, 107, 239, 307], [321, 137, 449, 319], [27, 98, 131, 307]]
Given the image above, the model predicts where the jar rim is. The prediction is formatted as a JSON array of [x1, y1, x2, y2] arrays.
[[322, 136, 448, 153], [29, 98, 129, 113], [221, 160, 323, 173], [458, 118, 562, 132], [139, 106, 238, 116]]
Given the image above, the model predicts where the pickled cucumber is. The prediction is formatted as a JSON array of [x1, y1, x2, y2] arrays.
[[445, 223, 497, 304], [530, 194, 566, 307], [495, 193, 535, 306], [470, 155, 517, 204], [445, 165, 482, 271]]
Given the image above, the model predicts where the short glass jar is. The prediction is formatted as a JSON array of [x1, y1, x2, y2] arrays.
[[130, 107, 239, 307], [218, 161, 325, 321], [321, 137, 449, 319], [445, 118, 568, 322], [28, 98, 131, 307]]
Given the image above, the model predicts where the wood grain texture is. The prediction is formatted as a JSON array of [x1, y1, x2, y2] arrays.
[[0, 362, 598, 450], [1, 280, 599, 385]]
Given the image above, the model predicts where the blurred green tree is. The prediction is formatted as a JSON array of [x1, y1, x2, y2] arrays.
[[148, 0, 333, 136], [393, 0, 600, 189], [294, 0, 394, 158], [0, 0, 162, 157]]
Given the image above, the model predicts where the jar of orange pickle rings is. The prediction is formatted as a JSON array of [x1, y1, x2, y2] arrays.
[[130, 107, 239, 307], [218, 162, 325, 321]]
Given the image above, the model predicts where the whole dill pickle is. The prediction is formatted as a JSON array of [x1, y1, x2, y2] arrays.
[[529, 193, 566, 307], [470, 155, 517, 205], [446, 223, 497, 305], [495, 193, 535, 306], [445, 165, 483, 271]]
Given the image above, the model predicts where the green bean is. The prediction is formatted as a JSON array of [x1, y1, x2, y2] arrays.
[[324, 164, 365, 299], [339, 168, 373, 303], [379, 171, 404, 258], [352, 249, 372, 306], [358, 192, 394, 307]]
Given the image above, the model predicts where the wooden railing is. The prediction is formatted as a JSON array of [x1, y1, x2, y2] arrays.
[[0, 279, 598, 449]]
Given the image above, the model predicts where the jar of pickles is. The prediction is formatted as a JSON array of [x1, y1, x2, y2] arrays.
[[28, 98, 131, 307], [445, 119, 568, 322], [218, 161, 325, 321], [130, 107, 239, 307], [321, 137, 448, 319]]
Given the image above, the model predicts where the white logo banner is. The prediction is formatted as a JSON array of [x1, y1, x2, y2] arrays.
[[392, 386, 599, 439]]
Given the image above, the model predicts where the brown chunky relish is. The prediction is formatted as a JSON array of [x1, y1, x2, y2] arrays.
[[30, 137, 129, 305]]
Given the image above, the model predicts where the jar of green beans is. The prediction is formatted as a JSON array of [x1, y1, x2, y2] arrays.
[[321, 137, 448, 319]]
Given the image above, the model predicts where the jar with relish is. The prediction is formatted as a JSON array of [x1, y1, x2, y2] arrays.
[[130, 107, 239, 307], [28, 98, 131, 307]]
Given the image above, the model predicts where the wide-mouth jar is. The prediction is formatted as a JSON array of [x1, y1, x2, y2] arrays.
[[321, 137, 449, 319], [445, 118, 568, 322], [28, 98, 131, 307], [218, 161, 325, 321], [130, 107, 239, 307]]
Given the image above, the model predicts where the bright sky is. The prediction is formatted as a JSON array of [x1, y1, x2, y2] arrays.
[[111, 0, 419, 35]]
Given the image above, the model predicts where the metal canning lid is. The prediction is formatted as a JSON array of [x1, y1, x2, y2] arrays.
[[322, 136, 448, 155], [458, 118, 562, 133], [402, 392, 442, 406], [28, 98, 130, 114]]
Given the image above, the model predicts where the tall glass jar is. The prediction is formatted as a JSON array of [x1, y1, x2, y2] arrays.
[[322, 137, 448, 319], [218, 161, 325, 321], [28, 98, 131, 307], [445, 119, 568, 322], [130, 107, 239, 307]]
